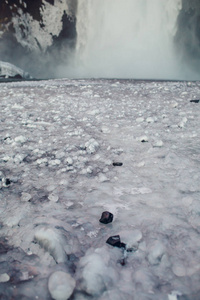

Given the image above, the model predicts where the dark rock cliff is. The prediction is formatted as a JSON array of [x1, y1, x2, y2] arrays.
[[0, 0, 77, 78], [175, 0, 200, 72]]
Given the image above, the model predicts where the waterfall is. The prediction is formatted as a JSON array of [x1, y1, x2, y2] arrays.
[[74, 0, 186, 79]]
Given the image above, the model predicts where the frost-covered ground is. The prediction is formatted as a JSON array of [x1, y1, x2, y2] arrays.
[[0, 78, 200, 300]]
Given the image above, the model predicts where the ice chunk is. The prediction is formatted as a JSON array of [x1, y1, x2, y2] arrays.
[[98, 173, 109, 183], [101, 126, 110, 133], [171, 101, 178, 108], [85, 139, 99, 154], [48, 271, 75, 300], [21, 192, 32, 202], [133, 268, 157, 293], [119, 229, 143, 249], [153, 140, 163, 147], [136, 117, 144, 123], [14, 135, 27, 143], [172, 263, 187, 277], [137, 161, 145, 167], [168, 291, 182, 300], [66, 157, 73, 165], [147, 240, 166, 265], [34, 227, 67, 263], [78, 249, 116, 296], [48, 193, 59, 203], [178, 117, 187, 128], [49, 159, 61, 166], [146, 117, 154, 123], [0, 273, 10, 283]]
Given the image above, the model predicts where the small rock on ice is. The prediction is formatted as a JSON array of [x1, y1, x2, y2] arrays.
[[106, 235, 126, 248], [113, 162, 123, 166], [137, 135, 148, 142], [99, 211, 113, 224], [48, 271, 75, 300]]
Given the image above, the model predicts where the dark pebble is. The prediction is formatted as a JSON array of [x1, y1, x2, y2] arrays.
[[190, 100, 200, 103], [126, 248, 134, 252], [5, 178, 11, 185], [119, 258, 126, 266], [99, 211, 113, 224], [106, 235, 126, 249], [113, 162, 123, 167]]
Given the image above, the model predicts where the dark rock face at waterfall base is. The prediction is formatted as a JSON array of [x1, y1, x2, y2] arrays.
[[175, 0, 200, 72], [0, 0, 77, 79]]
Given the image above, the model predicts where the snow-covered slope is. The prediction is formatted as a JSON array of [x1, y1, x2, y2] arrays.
[[0, 78, 200, 299]]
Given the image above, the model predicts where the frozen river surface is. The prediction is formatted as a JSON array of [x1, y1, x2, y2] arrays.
[[0, 78, 200, 300]]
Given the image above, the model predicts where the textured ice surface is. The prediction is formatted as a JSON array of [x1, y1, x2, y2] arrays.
[[0, 78, 200, 299]]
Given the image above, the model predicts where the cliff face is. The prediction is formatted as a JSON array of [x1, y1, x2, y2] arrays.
[[175, 0, 200, 71], [0, 0, 77, 78]]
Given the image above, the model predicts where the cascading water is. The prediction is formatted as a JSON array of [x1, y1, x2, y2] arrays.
[[73, 0, 196, 79]]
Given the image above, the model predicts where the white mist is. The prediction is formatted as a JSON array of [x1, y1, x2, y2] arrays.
[[73, 0, 186, 79]]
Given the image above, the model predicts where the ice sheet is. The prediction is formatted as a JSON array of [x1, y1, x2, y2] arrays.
[[0, 78, 200, 299]]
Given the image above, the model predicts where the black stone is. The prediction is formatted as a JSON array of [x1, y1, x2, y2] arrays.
[[190, 100, 200, 103], [99, 211, 113, 224], [119, 258, 126, 266], [106, 235, 126, 249], [5, 178, 11, 185], [113, 162, 123, 166]]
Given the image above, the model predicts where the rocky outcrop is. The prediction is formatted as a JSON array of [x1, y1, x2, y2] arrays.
[[175, 0, 200, 72], [0, 0, 77, 78]]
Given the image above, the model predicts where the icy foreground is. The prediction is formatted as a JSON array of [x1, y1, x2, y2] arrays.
[[0, 78, 200, 300]]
